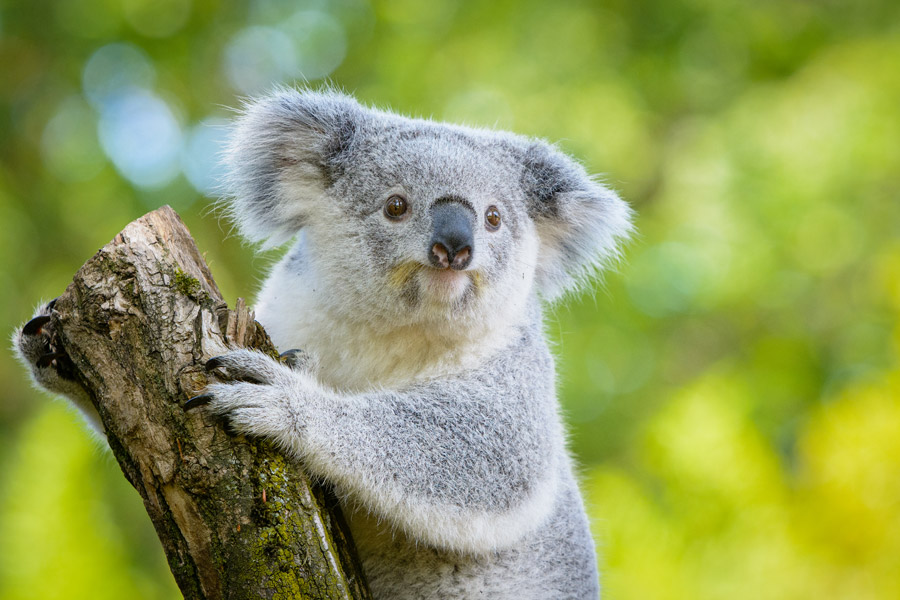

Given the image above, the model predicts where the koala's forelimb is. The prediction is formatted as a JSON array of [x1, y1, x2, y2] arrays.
[[189, 324, 562, 554]]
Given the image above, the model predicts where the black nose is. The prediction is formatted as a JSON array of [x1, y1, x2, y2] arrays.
[[429, 201, 474, 270]]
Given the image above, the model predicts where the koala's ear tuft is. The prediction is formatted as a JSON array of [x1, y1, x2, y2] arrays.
[[223, 88, 364, 247], [521, 142, 633, 300]]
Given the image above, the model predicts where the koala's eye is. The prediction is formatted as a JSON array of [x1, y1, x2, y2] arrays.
[[485, 205, 501, 231], [384, 195, 408, 220]]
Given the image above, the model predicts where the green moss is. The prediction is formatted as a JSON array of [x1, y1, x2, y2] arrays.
[[242, 451, 349, 598], [173, 268, 203, 299]]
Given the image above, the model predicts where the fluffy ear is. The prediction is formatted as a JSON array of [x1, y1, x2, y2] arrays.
[[224, 88, 364, 247], [521, 142, 633, 300]]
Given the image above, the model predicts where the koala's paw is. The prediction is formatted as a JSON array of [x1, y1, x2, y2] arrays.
[[14, 299, 79, 392], [185, 349, 308, 444]]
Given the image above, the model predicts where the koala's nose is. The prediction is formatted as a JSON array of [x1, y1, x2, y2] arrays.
[[429, 201, 474, 271]]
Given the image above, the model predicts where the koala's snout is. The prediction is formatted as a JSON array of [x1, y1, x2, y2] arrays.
[[429, 201, 474, 271]]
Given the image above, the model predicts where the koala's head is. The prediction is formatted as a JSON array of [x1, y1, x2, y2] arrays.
[[224, 88, 631, 329]]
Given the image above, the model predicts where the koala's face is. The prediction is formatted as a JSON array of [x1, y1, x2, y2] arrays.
[[225, 90, 632, 328], [311, 126, 539, 324]]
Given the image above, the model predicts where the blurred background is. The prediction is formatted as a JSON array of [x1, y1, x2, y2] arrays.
[[1, 0, 899, 598]]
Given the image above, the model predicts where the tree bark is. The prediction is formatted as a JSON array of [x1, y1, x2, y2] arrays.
[[45, 206, 371, 600]]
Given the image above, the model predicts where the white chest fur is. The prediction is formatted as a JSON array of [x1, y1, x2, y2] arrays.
[[252, 253, 525, 392]]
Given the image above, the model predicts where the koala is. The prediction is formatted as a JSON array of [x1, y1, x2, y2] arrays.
[[15, 89, 632, 599]]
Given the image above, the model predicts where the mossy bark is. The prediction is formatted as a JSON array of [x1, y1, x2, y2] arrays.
[[46, 206, 371, 600]]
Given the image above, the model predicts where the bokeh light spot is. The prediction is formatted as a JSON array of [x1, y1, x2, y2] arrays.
[[224, 26, 297, 94], [181, 117, 230, 198], [280, 10, 347, 80], [252, 0, 374, 42], [97, 90, 182, 189], [82, 43, 156, 110]]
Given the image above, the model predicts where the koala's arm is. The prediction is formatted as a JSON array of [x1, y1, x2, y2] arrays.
[[194, 328, 563, 555], [13, 300, 104, 435]]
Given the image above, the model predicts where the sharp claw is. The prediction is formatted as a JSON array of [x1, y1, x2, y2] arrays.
[[23, 315, 52, 336], [204, 356, 265, 384], [36, 352, 66, 368], [205, 356, 225, 371], [280, 348, 307, 369], [184, 393, 214, 411], [46, 298, 58, 311]]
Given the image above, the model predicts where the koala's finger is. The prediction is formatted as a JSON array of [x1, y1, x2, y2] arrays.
[[36, 352, 66, 369], [22, 315, 52, 336], [203, 349, 285, 385], [204, 356, 229, 371]]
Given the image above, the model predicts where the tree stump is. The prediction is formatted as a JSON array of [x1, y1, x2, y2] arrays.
[[43, 206, 371, 600]]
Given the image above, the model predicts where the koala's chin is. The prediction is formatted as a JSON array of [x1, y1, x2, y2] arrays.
[[420, 268, 474, 303]]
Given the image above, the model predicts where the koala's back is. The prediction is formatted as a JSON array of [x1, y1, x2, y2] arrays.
[[349, 466, 599, 599]]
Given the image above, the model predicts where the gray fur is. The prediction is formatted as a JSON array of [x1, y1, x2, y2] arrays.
[[14, 88, 633, 599]]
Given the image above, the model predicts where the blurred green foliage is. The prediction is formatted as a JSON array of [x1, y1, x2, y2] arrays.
[[1, 0, 898, 598]]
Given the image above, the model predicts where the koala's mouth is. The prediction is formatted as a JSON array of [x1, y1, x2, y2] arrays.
[[388, 261, 482, 304], [424, 268, 471, 299]]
